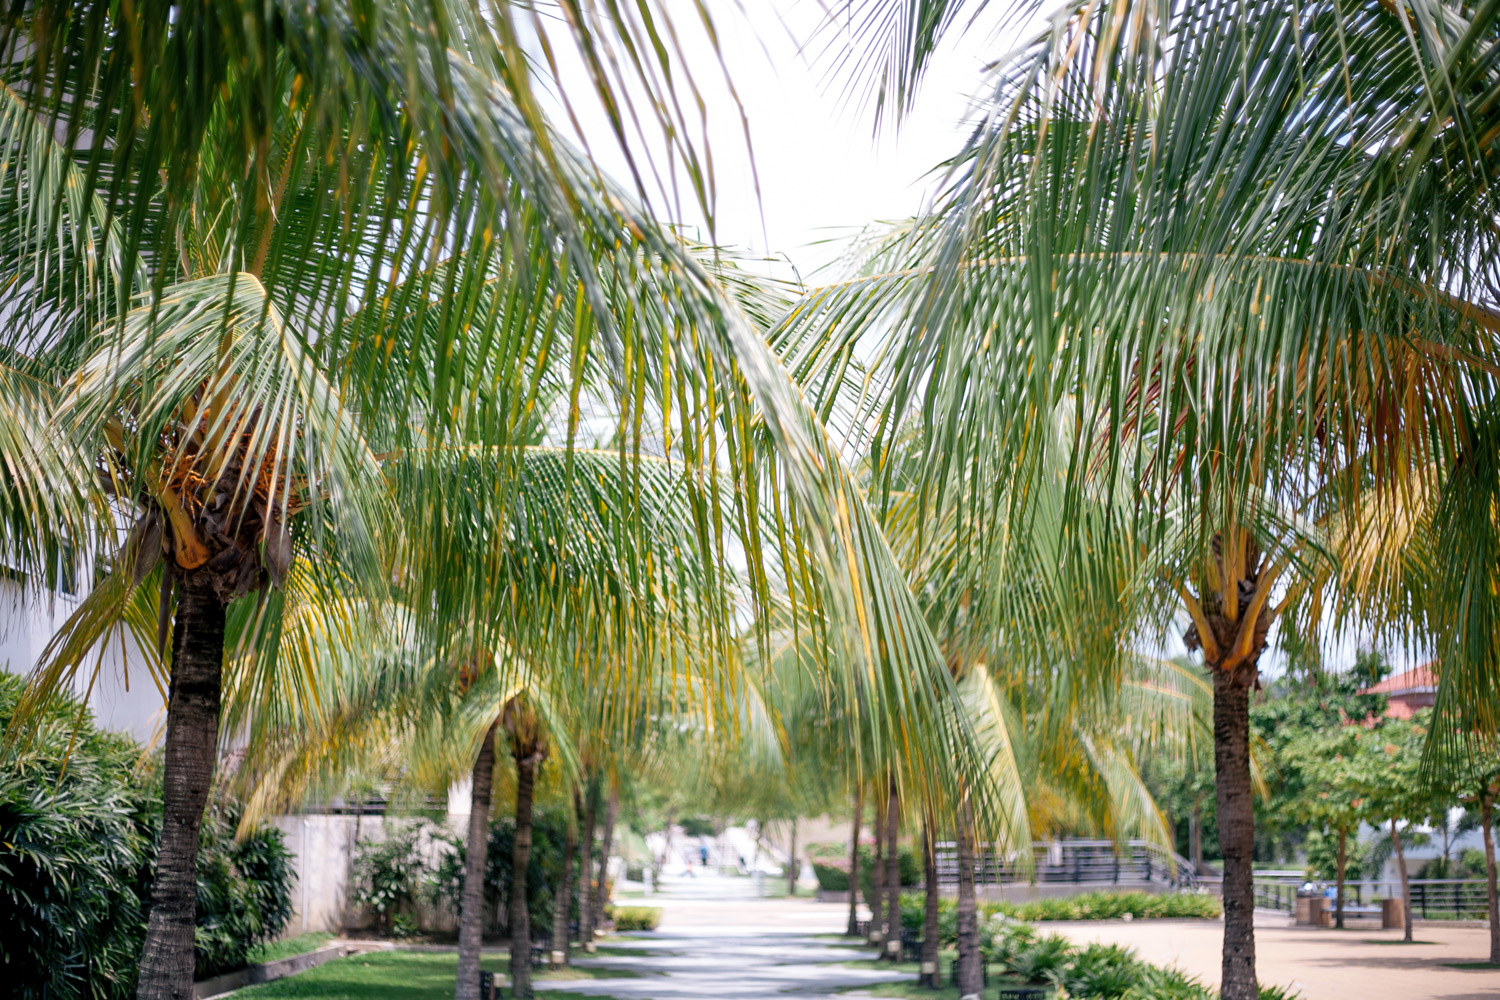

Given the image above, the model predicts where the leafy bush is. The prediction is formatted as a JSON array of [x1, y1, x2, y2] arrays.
[[1121, 965, 1216, 1000], [0, 674, 295, 998], [0, 675, 151, 1000], [1004, 890, 1221, 921], [806, 842, 855, 891], [1007, 932, 1075, 983], [192, 804, 295, 977], [609, 905, 662, 931], [1058, 943, 1144, 999], [353, 823, 428, 934]]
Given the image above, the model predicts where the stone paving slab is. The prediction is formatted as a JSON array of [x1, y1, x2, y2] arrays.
[[547, 931, 910, 1000]]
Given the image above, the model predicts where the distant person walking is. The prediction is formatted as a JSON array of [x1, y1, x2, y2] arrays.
[[699, 844, 710, 870]]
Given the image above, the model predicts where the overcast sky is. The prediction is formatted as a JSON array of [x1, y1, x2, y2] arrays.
[[541, 0, 1031, 280]]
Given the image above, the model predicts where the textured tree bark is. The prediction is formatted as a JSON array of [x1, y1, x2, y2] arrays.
[[884, 774, 901, 961], [509, 750, 540, 998], [593, 785, 617, 932], [551, 813, 577, 967], [136, 583, 227, 1000], [955, 803, 981, 999], [455, 719, 499, 1000], [787, 816, 799, 896], [1191, 801, 1204, 872], [1335, 827, 1347, 930], [921, 817, 939, 987], [1391, 818, 1413, 942], [1482, 794, 1499, 966], [846, 786, 863, 936], [578, 786, 596, 946], [870, 783, 886, 945], [1212, 666, 1258, 1000]]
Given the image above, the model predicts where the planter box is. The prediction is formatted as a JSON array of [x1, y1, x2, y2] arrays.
[[816, 889, 851, 904]]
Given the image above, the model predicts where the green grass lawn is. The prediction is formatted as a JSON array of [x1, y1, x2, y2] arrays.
[[247, 932, 337, 965], [231, 950, 635, 1000]]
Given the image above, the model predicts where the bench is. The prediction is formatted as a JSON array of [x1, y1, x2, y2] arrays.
[[900, 928, 923, 963], [1326, 903, 1382, 927]]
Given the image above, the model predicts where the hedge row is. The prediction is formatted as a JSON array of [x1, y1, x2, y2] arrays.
[[899, 889, 1221, 945]]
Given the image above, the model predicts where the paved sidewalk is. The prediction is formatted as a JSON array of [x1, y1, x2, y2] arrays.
[[1047, 914, 1500, 1000], [542, 873, 905, 999]]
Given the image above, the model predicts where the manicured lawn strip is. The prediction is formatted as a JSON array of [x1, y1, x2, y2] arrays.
[[247, 932, 337, 965], [231, 950, 632, 999]]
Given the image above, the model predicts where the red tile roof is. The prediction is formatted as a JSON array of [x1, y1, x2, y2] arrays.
[[1358, 663, 1437, 697]]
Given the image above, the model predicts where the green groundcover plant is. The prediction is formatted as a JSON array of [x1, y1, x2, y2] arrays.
[[607, 906, 662, 931], [0, 674, 294, 1000], [899, 889, 1221, 944], [964, 919, 1298, 999]]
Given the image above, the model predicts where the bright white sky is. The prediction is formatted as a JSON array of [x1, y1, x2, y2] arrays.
[[543, 0, 1033, 280]]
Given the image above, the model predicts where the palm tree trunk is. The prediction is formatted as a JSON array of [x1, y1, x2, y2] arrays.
[[578, 786, 596, 947], [1482, 793, 1498, 966], [787, 816, 799, 896], [884, 774, 901, 961], [846, 786, 863, 936], [551, 814, 576, 967], [455, 719, 500, 1000], [593, 785, 617, 932], [955, 802, 981, 999], [1334, 827, 1347, 930], [1191, 800, 1204, 872], [136, 582, 227, 1000], [1391, 818, 1412, 943], [1212, 665, 1257, 1000], [509, 749, 539, 998], [870, 782, 886, 945], [921, 816, 939, 988]]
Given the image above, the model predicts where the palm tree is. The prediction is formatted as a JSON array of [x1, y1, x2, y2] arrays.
[[780, 2, 1500, 994], [3, 7, 994, 999]]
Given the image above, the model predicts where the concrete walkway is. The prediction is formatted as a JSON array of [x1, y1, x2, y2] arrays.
[[548, 874, 1500, 1000], [543, 873, 907, 1000]]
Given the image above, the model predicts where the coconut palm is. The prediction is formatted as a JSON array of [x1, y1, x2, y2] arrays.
[[783, 1, 1500, 994], [0, 5, 996, 998]]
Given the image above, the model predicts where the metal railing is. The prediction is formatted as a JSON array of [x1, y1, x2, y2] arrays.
[[1253, 876, 1494, 920], [932, 839, 1201, 890]]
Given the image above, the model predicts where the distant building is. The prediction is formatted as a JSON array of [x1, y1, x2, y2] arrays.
[[1358, 663, 1438, 720]]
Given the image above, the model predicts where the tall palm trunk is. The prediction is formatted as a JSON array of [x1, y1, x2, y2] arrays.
[[593, 786, 617, 932], [1191, 801, 1204, 872], [578, 786, 596, 948], [509, 747, 541, 998], [787, 816, 799, 895], [1334, 828, 1347, 930], [551, 815, 576, 967], [455, 719, 500, 1000], [846, 786, 863, 936], [884, 774, 900, 961], [1482, 793, 1498, 966], [955, 803, 981, 999], [921, 815, 939, 987], [136, 583, 227, 1000], [1390, 818, 1412, 942], [869, 782, 886, 944], [1211, 664, 1258, 1000]]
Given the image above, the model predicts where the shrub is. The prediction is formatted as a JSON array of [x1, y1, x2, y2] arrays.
[[192, 804, 295, 978], [1004, 890, 1221, 921], [1058, 943, 1144, 999], [353, 824, 427, 934], [610, 905, 662, 931], [0, 674, 295, 998], [1121, 966, 1215, 1000], [485, 810, 568, 934], [1006, 932, 1075, 983], [812, 861, 851, 891], [856, 845, 921, 901]]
